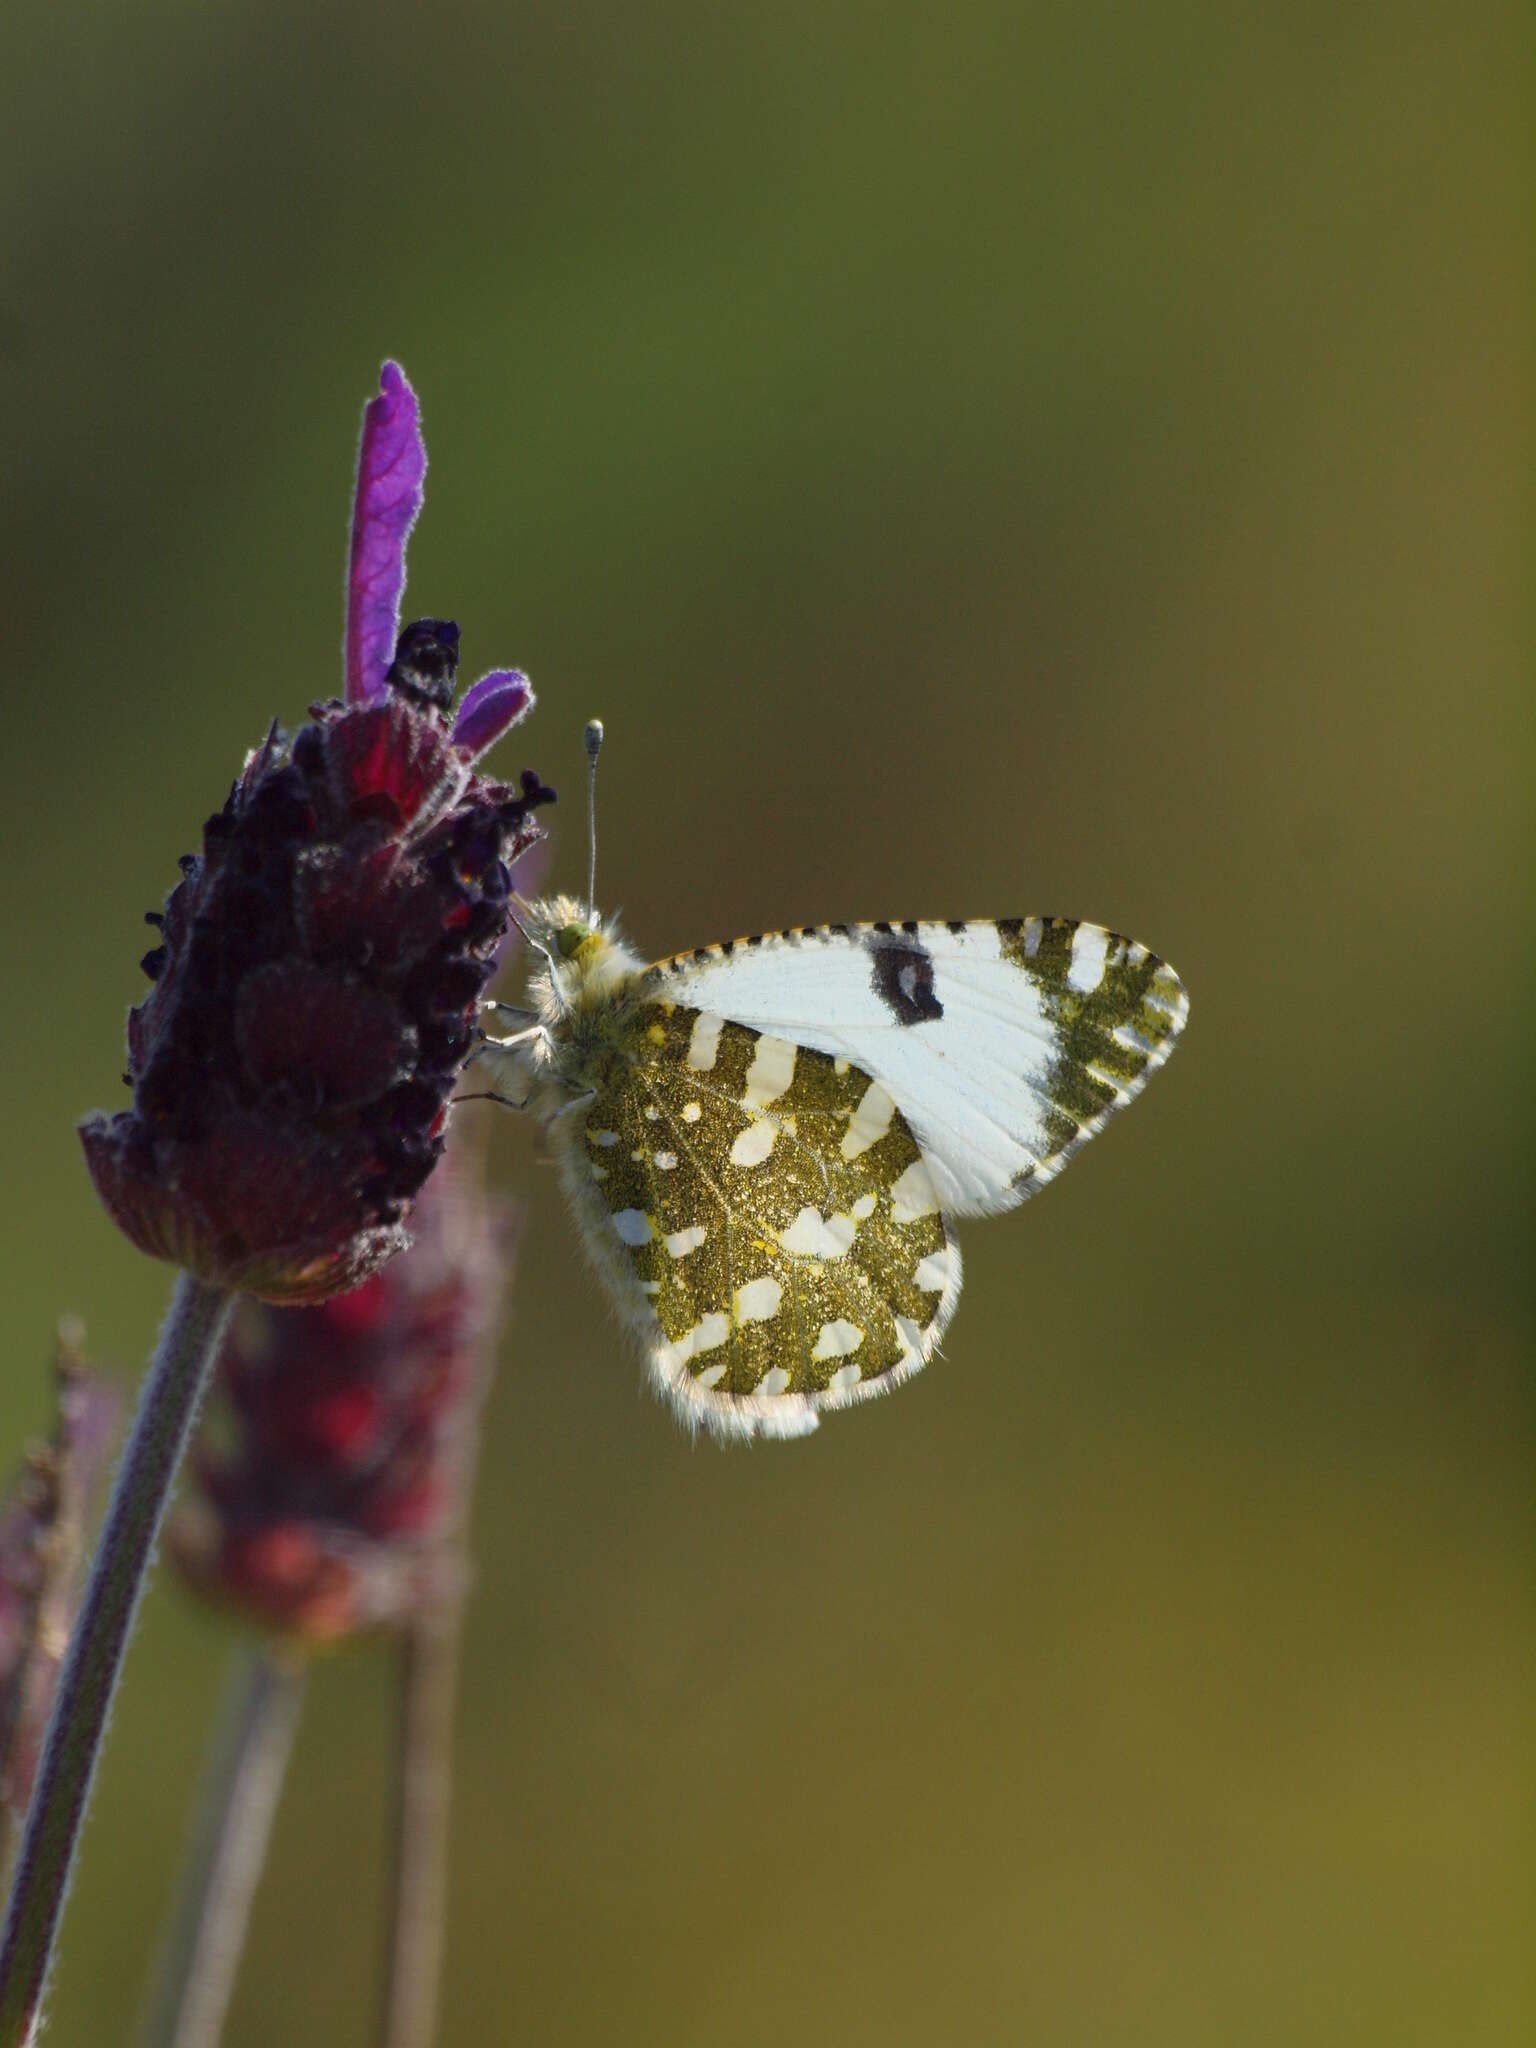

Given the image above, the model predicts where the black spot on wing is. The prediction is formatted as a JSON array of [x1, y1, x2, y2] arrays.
[[866, 932, 943, 1026]]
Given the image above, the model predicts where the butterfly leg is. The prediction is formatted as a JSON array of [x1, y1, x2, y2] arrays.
[[471, 1003, 550, 1110], [477, 1000, 540, 1041]]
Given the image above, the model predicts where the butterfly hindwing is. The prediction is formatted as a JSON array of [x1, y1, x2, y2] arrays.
[[561, 1002, 961, 1440], [643, 918, 1188, 1217]]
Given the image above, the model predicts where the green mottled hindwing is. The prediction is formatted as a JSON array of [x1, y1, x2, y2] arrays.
[[575, 1001, 956, 1431]]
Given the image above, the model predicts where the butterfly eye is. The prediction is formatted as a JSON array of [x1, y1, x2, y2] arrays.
[[556, 923, 590, 959]]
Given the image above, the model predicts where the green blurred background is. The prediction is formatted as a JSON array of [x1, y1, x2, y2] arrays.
[[2, 1, 1529, 2041]]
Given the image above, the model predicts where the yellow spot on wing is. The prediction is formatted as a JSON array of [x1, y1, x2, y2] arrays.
[[889, 1160, 939, 1223], [729, 1121, 776, 1167], [675, 1314, 729, 1360], [778, 1206, 856, 1257], [914, 1249, 951, 1292], [812, 1318, 863, 1360], [687, 1013, 725, 1070], [735, 1276, 783, 1323], [841, 1080, 896, 1159], [742, 1034, 798, 1108]]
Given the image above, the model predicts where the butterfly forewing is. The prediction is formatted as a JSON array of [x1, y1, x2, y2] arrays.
[[571, 1001, 959, 1439], [644, 918, 1188, 1216]]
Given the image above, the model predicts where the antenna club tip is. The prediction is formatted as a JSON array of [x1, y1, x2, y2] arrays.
[[584, 718, 605, 758]]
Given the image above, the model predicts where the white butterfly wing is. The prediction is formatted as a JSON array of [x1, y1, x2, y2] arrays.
[[644, 918, 1188, 1217]]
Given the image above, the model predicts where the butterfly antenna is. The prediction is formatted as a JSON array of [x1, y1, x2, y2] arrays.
[[507, 897, 560, 978], [584, 717, 604, 928]]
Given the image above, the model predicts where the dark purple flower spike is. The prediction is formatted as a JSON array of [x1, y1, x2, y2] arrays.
[[79, 363, 554, 1304]]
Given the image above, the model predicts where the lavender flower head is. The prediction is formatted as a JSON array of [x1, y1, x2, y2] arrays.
[[80, 365, 553, 1303]]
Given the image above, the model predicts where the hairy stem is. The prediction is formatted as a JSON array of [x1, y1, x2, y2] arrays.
[[139, 1647, 304, 2048], [379, 1603, 463, 2048], [0, 1273, 234, 2045]]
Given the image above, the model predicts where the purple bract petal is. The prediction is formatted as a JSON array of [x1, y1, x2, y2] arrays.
[[452, 669, 534, 758], [346, 362, 427, 704]]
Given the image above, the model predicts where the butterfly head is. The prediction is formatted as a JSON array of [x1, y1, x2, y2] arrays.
[[518, 893, 643, 1019]]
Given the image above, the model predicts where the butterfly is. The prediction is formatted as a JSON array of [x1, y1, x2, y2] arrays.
[[476, 882, 1188, 1443]]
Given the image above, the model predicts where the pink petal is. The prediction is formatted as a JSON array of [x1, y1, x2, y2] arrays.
[[345, 362, 427, 704], [452, 669, 533, 757]]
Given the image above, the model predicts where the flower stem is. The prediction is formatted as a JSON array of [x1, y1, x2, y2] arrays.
[[379, 1603, 463, 2048], [139, 1647, 304, 2048], [0, 1272, 234, 2045]]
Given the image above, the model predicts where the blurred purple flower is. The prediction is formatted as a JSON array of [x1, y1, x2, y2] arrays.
[[79, 364, 553, 1304], [169, 1143, 512, 1643], [0, 1332, 122, 1833]]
